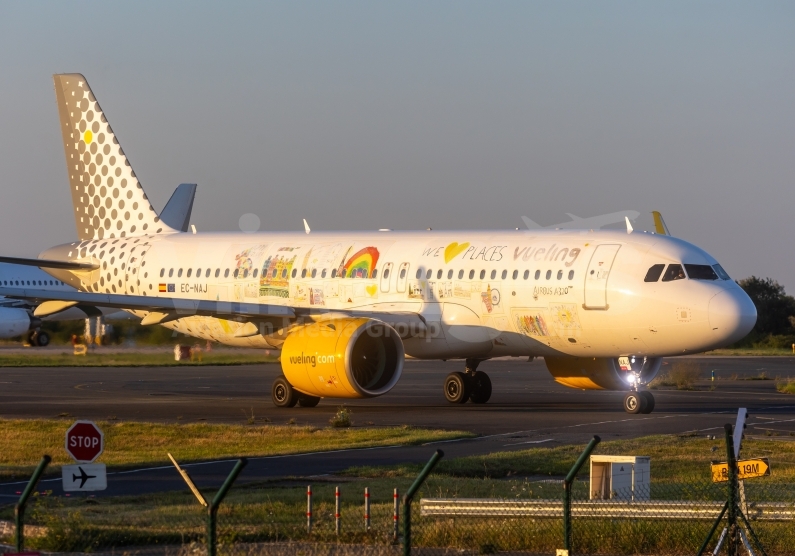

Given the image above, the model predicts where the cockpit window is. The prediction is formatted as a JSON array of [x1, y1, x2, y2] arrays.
[[713, 264, 731, 280], [644, 264, 665, 282], [684, 264, 719, 280], [661, 264, 686, 282]]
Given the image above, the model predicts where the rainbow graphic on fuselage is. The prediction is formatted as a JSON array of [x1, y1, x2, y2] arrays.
[[343, 246, 380, 278]]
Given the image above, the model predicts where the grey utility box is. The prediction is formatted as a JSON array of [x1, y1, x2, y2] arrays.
[[590, 455, 650, 501]]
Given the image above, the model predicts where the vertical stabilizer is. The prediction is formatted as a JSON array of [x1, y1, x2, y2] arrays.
[[53, 74, 175, 240]]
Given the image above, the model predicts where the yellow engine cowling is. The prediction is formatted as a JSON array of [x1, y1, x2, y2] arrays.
[[281, 318, 404, 398], [545, 356, 662, 390]]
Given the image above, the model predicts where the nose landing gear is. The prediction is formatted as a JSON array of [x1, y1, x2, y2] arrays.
[[623, 390, 655, 414], [444, 358, 492, 404]]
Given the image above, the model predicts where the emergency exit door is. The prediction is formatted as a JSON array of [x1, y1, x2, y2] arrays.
[[583, 244, 621, 309]]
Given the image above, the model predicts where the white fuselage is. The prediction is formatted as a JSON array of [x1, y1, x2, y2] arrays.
[[41, 228, 756, 360]]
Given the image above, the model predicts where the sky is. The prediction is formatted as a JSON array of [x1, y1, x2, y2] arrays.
[[0, 2, 793, 288]]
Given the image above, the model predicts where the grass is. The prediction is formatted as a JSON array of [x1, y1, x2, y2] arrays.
[[704, 347, 795, 356], [649, 360, 702, 390], [3, 434, 795, 554], [329, 406, 353, 428], [342, 433, 795, 483], [777, 378, 795, 394], [0, 419, 472, 481], [0, 350, 278, 367]]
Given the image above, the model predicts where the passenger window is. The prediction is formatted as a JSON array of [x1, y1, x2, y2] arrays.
[[224, 269, 230, 278], [568, 270, 575, 280], [501, 270, 507, 280], [426, 269, 432, 279], [546, 270, 552, 280], [512, 270, 518, 280], [400, 268, 407, 279], [332, 269, 337, 278], [205, 269, 211, 278], [169, 269, 174, 277], [282, 269, 287, 278], [490, 270, 496, 279], [233, 269, 239, 278], [178, 269, 183, 278], [469, 270, 475, 279], [458, 270, 464, 279], [684, 264, 719, 280], [291, 269, 297, 278], [479, 270, 486, 279], [215, 269, 220, 278], [160, 269, 165, 277], [243, 269, 249, 278], [523, 270, 529, 280], [253, 269, 258, 278], [383, 269, 389, 279], [187, 269, 192, 278], [437, 269, 443, 279], [661, 264, 686, 282], [372, 269, 378, 279], [311, 269, 317, 278], [557, 270, 563, 280], [535, 270, 540, 280], [321, 269, 327, 278], [447, 269, 453, 279], [713, 264, 731, 280], [196, 268, 202, 276], [644, 264, 665, 282], [416, 269, 422, 279], [302, 269, 307, 278]]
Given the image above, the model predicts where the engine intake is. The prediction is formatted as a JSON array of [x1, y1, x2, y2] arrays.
[[281, 318, 404, 398], [545, 356, 662, 390]]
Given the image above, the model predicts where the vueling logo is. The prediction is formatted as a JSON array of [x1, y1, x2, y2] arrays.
[[289, 352, 335, 367]]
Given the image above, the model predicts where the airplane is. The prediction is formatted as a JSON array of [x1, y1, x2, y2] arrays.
[[72, 466, 96, 488], [522, 210, 641, 231], [0, 74, 756, 414], [0, 183, 197, 345]]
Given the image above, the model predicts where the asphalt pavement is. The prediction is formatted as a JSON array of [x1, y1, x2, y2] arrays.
[[1, 356, 794, 498]]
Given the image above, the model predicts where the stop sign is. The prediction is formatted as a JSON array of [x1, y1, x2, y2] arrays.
[[65, 421, 104, 463]]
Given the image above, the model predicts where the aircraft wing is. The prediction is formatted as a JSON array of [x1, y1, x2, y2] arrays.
[[553, 210, 640, 229], [0, 256, 98, 271], [0, 286, 294, 320]]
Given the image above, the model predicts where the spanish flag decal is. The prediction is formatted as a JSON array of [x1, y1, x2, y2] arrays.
[[159, 284, 167, 293]]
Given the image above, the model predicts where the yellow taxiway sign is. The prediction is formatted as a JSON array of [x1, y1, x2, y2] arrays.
[[711, 458, 770, 482]]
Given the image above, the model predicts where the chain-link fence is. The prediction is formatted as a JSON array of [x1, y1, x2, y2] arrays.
[[2, 439, 793, 555]]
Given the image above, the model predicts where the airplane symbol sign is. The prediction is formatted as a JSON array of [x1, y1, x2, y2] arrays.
[[62, 464, 107, 492]]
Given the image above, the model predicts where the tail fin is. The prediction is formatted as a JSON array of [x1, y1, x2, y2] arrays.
[[160, 183, 197, 232], [53, 74, 175, 240]]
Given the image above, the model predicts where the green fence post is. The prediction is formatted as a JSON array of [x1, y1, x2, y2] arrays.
[[14, 455, 51, 553], [402, 449, 444, 556], [207, 458, 248, 556], [563, 436, 600, 555], [725, 424, 738, 556]]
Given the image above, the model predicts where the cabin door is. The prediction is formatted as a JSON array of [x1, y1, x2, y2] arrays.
[[583, 244, 621, 309]]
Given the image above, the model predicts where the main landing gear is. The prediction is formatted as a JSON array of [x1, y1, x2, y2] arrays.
[[271, 375, 320, 408], [623, 390, 655, 414], [444, 358, 492, 404]]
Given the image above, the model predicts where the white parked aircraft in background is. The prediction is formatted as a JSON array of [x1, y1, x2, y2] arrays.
[[0, 74, 756, 414], [522, 210, 641, 231], [0, 183, 197, 345]]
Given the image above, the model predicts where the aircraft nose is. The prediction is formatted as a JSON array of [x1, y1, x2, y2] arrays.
[[708, 288, 757, 345]]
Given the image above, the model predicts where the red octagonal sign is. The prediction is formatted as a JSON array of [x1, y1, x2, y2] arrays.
[[65, 421, 104, 463]]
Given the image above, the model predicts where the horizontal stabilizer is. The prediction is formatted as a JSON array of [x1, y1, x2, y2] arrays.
[[0, 256, 98, 271]]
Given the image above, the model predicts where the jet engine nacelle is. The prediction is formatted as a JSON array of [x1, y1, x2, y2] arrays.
[[0, 307, 34, 339], [281, 318, 404, 399], [545, 356, 662, 390]]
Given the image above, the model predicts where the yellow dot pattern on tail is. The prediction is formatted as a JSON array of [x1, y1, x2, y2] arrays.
[[53, 73, 172, 241]]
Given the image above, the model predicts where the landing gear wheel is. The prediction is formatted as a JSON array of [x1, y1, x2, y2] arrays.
[[35, 331, 50, 347], [639, 391, 655, 414], [623, 391, 646, 414], [272, 376, 298, 408], [469, 371, 492, 404], [297, 394, 320, 408], [444, 372, 470, 404]]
